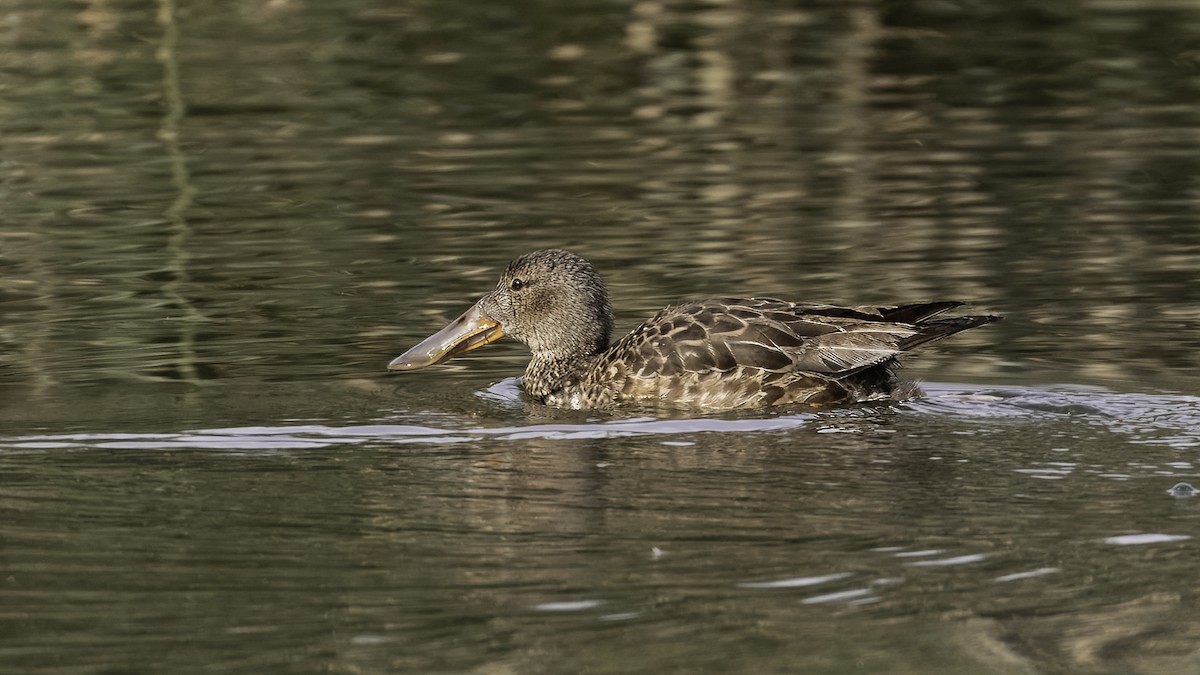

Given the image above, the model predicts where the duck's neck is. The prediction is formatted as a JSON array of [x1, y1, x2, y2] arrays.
[[522, 350, 605, 401]]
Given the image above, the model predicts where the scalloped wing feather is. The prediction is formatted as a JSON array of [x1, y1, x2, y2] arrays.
[[609, 299, 920, 376], [565, 298, 998, 408]]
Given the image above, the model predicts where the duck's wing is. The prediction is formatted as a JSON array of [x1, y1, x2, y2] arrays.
[[611, 298, 996, 379]]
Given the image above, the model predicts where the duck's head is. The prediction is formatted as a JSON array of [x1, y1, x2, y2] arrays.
[[388, 249, 615, 370]]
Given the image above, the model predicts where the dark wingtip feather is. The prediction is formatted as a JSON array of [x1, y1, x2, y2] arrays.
[[881, 301, 966, 324], [898, 314, 1002, 351]]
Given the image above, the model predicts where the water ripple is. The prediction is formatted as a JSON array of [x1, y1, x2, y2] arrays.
[[4, 415, 819, 451], [4, 384, 1200, 453], [1104, 534, 1191, 546]]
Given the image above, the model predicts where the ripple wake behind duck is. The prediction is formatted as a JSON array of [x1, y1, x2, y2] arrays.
[[389, 249, 1001, 409]]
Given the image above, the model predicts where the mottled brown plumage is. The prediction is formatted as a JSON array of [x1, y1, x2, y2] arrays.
[[389, 249, 1001, 409]]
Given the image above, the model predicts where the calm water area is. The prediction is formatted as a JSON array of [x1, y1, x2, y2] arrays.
[[3, 1, 1200, 673]]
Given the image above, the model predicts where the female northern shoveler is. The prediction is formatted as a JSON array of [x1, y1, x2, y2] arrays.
[[388, 249, 1000, 409]]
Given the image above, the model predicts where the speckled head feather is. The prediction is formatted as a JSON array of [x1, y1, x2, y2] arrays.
[[480, 249, 614, 362], [389, 249, 1001, 409]]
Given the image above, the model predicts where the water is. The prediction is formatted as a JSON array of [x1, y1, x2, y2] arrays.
[[3, 1, 1200, 673], [5, 385, 1200, 673]]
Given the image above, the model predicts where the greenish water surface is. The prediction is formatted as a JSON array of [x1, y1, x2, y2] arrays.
[[3, 1, 1200, 673]]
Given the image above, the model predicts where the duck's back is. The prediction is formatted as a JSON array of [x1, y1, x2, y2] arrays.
[[561, 298, 998, 408]]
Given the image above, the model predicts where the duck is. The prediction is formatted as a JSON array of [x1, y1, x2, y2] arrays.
[[388, 249, 1001, 409]]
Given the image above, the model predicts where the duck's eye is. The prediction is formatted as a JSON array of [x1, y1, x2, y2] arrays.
[[510, 278, 524, 291]]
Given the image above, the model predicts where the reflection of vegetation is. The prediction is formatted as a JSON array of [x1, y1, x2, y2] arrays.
[[157, 0, 202, 384], [1, 0, 1199, 393]]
